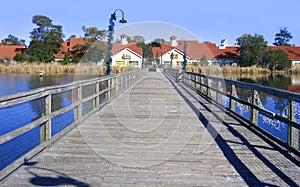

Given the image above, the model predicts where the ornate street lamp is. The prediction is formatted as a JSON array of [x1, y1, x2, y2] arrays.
[[105, 9, 127, 76]]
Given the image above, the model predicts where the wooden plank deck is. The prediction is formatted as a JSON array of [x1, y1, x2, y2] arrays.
[[2, 71, 300, 186]]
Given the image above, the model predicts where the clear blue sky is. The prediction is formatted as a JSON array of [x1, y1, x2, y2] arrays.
[[0, 0, 299, 46]]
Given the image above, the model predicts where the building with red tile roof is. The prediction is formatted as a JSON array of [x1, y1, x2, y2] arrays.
[[0, 43, 25, 59], [44, 34, 300, 68], [111, 41, 143, 67], [268, 46, 300, 65], [54, 38, 85, 59]]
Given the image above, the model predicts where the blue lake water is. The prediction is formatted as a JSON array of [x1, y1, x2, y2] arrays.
[[0, 73, 98, 96], [0, 73, 99, 170]]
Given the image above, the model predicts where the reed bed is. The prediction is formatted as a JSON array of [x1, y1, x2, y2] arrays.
[[181, 64, 295, 79], [0, 63, 138, 75]]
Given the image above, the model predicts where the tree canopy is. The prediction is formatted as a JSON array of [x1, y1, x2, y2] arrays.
[[273, 27, 293, 46], [263, 49, 291, 70], [27, 15, 64, 62], [153, 38, 165, 44], [128, 35, 145, 43], [71, 26, 107, 63], [2, 34, 25, 45], [236, 34, 267, 67], [82, 26, 106, 40]]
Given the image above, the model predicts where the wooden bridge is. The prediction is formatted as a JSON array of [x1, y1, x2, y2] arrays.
[[1, 69, 300, 186]]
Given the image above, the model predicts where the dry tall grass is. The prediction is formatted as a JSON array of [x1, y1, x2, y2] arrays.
[[0, 63, 139, 75], [183, 64, 294, 79]]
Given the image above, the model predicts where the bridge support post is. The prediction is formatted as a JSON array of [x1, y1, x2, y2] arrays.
[[199, 76, 202, 94], [250, 90, 258, 125], [95, 81, 100, 108], [216, 81, 221, 104], [113, 76, 117, 97], [75, 86, 83, 124], [288, 100, 299, 152], [107, 79, 111, 102], [41, 95, 52, 143], [120, 74, 123, 90], [205, 78, 210, 98], [193, 74, 197, 89], [229, 84, 236, 112]]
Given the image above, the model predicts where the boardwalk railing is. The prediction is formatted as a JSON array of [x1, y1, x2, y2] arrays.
[[165, 69, 300, 158], [0, 70, 141, 180]]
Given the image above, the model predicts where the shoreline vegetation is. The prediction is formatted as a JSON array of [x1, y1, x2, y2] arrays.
[[1, 63, 300, 77], [183, 65, 300, 78], [0, 63, 138, 75]]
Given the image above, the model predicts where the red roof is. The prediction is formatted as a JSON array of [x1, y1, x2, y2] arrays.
[[0, 43, 24, 58], [268, 46, 300, 60], [152, 44, 175, 57], [206, 43, 239, 59], [52, 37, 300, 62], [55, 38, 85, 58], [112, 42, 143, 57], [175, 40, 215, 59]]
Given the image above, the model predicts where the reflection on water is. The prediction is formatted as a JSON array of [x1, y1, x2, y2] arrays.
[[0, 73, 99, 170], [0, 73, 98, 97], [224, 73, 300, 93]]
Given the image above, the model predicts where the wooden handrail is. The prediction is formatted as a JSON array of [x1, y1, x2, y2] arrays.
[[165, 68, 300, 157], [0, 70, 142, 180]]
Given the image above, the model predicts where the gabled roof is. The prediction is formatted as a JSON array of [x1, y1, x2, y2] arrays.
[[205, 43, 239, 59], [55, 38, 85, 58], [112, 42, 143, 56], [268, 46, 300, 60], [0, 43, 25, 58], [175, 40, 215, 59], [152, 44, 175, 57]]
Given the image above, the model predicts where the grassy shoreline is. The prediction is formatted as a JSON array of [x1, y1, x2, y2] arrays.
[[183, 65, 300, 77], [0, 63, 137, 75], [1, 63, 300, 76]]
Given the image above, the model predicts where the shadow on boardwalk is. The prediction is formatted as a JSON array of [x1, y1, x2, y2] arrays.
[[17, 161, 90, 187], [165, 74, 300, 187]]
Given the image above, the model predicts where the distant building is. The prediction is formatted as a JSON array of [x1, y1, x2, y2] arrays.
[[0, 43, 25, 59], [54, 38, 85, 61], [268, 46, 300, 66], [3, 34, 300, 67]]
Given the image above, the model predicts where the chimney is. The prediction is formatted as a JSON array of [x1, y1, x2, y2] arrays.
[[219, 39, 228, 49], [170, 35, 177, 46], [120, 33, 128, 45]]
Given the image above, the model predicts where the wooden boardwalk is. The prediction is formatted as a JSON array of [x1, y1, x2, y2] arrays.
[[2, 71, 300, 186]]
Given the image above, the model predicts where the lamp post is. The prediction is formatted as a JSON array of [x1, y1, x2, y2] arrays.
[[170, 52, 174, 69], [179, 38, 187, 72], [105, 9, 127, 76]]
